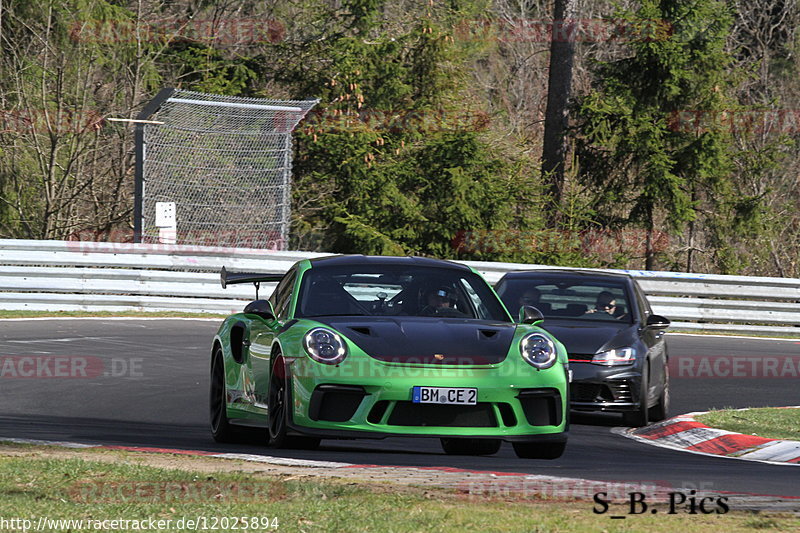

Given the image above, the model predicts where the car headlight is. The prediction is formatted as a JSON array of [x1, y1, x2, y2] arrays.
[[303, 327, 348, 365], [592, 347, 635, 366], [519, 333, 557, 370]]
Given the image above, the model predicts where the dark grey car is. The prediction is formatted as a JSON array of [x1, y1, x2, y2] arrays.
[[495, 270, 670, 426]]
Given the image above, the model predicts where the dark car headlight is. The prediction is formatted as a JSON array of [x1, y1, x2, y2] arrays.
[[591, 347, 635, 366], [303, 327, 348, 365], [520, 333, 557, 370]]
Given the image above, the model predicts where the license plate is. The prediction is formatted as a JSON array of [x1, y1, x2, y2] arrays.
[[412, 386, 477, 405]]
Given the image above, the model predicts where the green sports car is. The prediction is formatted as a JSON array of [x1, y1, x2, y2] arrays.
[[210, 255, 569, 459]]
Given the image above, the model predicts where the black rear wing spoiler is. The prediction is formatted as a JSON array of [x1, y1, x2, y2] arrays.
[[220, 266, 284, 298]]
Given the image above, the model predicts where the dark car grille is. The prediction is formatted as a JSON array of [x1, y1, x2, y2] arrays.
[[571, 383, 603, 402], [571, 382, 633, 403], [387, 402, 498, 427]]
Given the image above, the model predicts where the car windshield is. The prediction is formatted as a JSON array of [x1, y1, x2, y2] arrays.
[[496, 274, 633, 324], [295, 264, 511, 321]]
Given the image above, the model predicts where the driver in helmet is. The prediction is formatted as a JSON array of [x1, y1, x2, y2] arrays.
[[421, 286, 458, 315]]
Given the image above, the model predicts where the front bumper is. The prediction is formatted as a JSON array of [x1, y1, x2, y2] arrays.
[[568, 362, 642, 413], [286, 355, 568, 441]]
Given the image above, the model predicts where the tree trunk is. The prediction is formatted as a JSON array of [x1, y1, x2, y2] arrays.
[[645, 205, 656, 271], [686, 188, 697, 272], [540, 0, 577, 224]]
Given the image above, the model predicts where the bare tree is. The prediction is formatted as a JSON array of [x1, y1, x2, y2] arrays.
[[0, 0, 245, 240], [540, 0, 578, 221], [0, 0, 154, 239]]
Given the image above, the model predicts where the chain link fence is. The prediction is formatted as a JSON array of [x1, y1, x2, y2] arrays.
[[136, 89, 317, 249]]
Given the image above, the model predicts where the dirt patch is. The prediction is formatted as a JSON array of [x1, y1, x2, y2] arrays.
[[0, 444, 463, 498], [2, 442, 799, 513]]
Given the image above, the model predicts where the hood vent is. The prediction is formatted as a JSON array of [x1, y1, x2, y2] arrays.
[[316, 317, 517, 365]]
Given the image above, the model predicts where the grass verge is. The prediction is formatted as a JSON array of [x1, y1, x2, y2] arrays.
[[696, 407, 800, 441], [0, 444, 797, 532]]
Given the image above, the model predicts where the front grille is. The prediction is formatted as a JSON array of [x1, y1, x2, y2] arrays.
[[571, 382, 632, 403], [387, 402, 497, 427], [517, 388, 562, 426], [571, 383, 603, 402]]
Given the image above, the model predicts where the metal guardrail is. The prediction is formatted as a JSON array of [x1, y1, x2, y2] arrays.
[[1, 239, 799, 335], [0, 240, 322, 313]]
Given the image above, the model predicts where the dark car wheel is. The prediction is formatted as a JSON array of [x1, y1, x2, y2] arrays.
[[210, 346, 237, 443], [648, 366, 670, 422], [440, 438, 501, 456], [511, 441, 566, 460], [623, 361, 649, 427], [268, 356, 321, 450]]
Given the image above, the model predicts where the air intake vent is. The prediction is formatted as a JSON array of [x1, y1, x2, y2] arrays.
[[309, 385, 366, 422], [517, 388, 562, 426]]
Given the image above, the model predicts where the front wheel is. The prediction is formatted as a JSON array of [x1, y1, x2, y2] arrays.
[[648, 366, 670, 422], [622, 362, 650, 427], [440, 438, 501, 456], [512, 441, 566, 459], [267, 356, 320, 450]]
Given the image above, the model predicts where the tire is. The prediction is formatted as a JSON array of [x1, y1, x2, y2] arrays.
[[511, 441, 566, 460], [267, 355, 321, 450], [648, 365, 670, 422], [210, 346, 237, 443], [622, 361, 649, 427], [440, 438, 501, 456]]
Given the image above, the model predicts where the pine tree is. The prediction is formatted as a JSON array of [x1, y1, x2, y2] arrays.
[[574, 0, 736, 270]]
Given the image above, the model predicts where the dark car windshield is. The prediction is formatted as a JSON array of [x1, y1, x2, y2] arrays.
[[496, 274, 634, 324], [296, 264, 511, 321]]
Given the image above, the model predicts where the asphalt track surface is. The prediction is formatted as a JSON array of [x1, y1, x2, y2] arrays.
[[1, 319, 798, 501]]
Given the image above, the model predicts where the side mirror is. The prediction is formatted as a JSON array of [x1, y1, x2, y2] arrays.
[[243, 299, 276, 321], [519, 305, 544, 325], [645, 314, 670, 329]]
